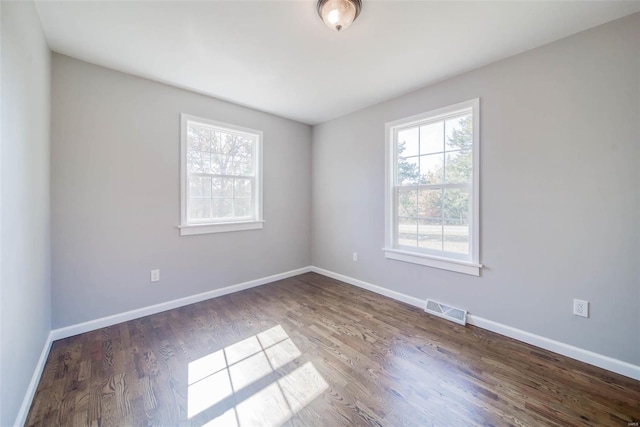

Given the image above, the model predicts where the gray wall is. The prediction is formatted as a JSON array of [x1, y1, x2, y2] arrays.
[[51, 54, 312, 328], [0, 1, 52, 425], [312, 13, 640, 365]]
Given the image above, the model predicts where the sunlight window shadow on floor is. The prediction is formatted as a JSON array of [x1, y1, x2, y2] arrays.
[[187, 324, 328, 426]]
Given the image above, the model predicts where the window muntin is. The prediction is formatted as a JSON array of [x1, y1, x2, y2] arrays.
[[180, 115, 263, 235], [385, 99, 480, 275]]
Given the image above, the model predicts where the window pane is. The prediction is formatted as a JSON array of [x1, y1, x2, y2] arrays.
[[397, 217, 418, 247], [211, 199, 233, 219], [216, 132, 254, 156], [188, 126, 210, 152], [418, 189, 442, 218], [397, 157, 419, 185], [187, 151, 211, 173], [420, 121, 444, 155], [419, 154, 444, 184], [212, 178, 233, 198], [187, 126, 212, 173], [445, 114, 472, 152], [233, 137, 254, 158], [444, 219, 469, 254], [418, 218, 442, 251], [445, 150, 472, 184], [234, 179, 252, 199], [443, 188, 470, 224], [189, 176, 212, 198], [397, 189, 418, 217], [188, 198, 211, 220], [210, 154, 221, 174], [211, 154, 232, 175], [208, 131, 221, 153], [218, 132, 233, 154], [211, 153, 254, 176], [234, 199, 252, 217], [231, 157, 253, 176], [397, 127, 419, 157]]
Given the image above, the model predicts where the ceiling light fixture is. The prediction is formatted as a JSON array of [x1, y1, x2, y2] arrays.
[[317, 0, 362, 32]]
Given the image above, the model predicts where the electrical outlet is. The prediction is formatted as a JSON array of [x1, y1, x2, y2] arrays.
[[573, 299, 588, 318], [352, 252, 358, 262], [151, 269, 160, 283]]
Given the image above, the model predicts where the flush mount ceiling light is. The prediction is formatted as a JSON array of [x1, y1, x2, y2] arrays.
[[317, 0, 362, 32]]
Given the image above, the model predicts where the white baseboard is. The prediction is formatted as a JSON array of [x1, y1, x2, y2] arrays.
[[465, 315, 640, 380], [311, 267, 425, 308], [309, 266, 640, 381], [50, 266, 312, 341], [14, 331, 54, 427]]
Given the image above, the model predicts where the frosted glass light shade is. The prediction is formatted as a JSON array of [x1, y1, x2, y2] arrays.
[[317, 0, 362, 32]]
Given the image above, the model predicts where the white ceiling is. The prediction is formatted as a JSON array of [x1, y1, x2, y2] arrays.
[[35, 1, 640, 125]]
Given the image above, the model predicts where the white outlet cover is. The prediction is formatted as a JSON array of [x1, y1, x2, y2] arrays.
[[573, 299, 588, 318], [151, 269, 160, 282]]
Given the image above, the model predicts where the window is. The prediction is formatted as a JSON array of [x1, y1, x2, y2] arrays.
[[384, 99, 481, 275], [179, 114, 263, 236]]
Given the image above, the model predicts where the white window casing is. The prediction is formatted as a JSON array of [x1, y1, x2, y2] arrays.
[[384, 99, 481, 276], [179, 114, 264, 236]]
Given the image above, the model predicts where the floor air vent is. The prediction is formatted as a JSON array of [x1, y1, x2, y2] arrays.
[[425, 299, 467, 326]]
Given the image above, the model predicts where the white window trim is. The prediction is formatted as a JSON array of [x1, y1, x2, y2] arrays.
[[383, 99, 482, 276], [179, 114, 264, 236]]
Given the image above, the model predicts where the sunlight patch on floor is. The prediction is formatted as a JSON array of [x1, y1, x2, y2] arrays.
[[188, 325, 327, 425]]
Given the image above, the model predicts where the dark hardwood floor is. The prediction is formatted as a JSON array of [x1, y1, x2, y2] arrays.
[[26, 272, 640, 426]]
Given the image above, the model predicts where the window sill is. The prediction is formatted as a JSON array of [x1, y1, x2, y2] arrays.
[[383, 248, 482, 276], [179, 220, 265, 236]]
